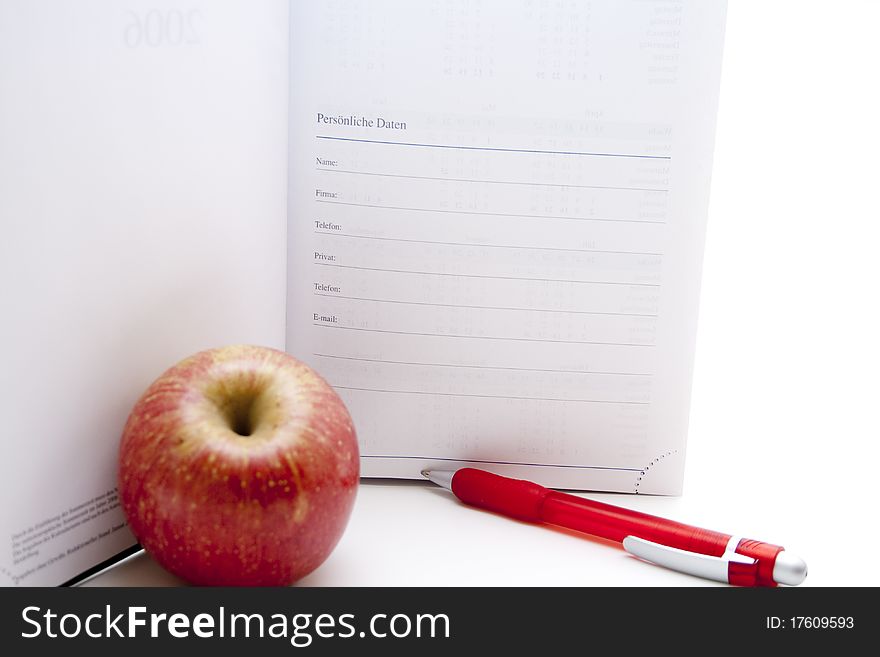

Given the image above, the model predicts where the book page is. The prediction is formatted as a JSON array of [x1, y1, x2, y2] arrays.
[[287, 0, 727, 493], [0, 0, 289, 585]]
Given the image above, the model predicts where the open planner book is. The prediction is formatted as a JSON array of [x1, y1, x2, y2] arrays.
[[1, 1, 727, 585]]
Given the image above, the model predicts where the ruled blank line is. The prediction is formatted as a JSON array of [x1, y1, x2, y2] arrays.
[[359, 455, 643, 472], [315, 167, 669, 193], [313, 231, 664, 257], [331, 385, 649, 404], [315, 135, 672, 160], [313, 293, 658, 318], [314, 262, 660, 287], [315, 199, 665, 225], [312, 323, 654, 347], [313, 353, 653, 376]]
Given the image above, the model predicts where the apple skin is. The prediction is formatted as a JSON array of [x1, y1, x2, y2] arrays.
[[117, 345, 358, 586]]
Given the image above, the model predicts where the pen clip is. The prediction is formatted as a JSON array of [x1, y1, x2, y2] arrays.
[[623, 535, 754, 584]]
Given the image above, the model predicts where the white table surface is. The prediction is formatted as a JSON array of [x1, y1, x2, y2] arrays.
[[82, 446, 867, 587], [86, 1, 880, 588]]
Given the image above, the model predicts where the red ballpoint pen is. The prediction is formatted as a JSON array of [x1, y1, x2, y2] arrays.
[[422, 467, 807, 586]]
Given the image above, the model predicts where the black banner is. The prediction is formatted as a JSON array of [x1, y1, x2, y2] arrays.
[[0, 587, 869, 654]]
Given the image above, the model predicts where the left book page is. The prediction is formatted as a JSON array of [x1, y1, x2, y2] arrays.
[[0, 0, 289, 586]]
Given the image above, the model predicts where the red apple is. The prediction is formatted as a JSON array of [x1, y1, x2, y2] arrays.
[[117, 345, 358, 586]]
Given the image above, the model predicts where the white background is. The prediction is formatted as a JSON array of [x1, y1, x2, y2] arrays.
[[88, 0, 880, 587]]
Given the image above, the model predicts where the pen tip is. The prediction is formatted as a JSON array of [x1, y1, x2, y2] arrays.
[[421, 469, 454, 490]]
